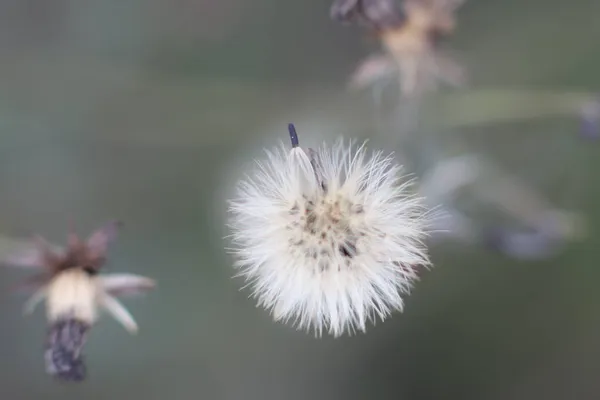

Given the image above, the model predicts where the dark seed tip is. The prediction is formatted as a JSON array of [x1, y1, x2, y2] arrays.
[[288, 123, 299, 148]]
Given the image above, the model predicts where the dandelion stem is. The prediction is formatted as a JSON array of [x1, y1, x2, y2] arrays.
[[288, 123, 299, 148]]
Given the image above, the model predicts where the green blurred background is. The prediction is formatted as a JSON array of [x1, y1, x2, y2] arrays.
[[0, 0, 599, 398]]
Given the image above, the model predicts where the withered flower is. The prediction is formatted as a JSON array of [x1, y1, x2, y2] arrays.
[[3, 221, 155, 382], [331, 0, 465, 95]]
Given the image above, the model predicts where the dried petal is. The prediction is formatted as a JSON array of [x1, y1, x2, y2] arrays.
[[100, 294, 139, 334], [99, 273, 156, 297]]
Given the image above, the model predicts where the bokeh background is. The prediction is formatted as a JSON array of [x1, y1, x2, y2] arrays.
[[0, 0, 599, 399]]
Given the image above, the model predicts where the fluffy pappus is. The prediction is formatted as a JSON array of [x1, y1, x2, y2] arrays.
[[228, 124, 432, 337], [3, 221, 156, 382]]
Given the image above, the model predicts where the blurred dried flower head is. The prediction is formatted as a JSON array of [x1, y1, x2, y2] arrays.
[[227, 124, 432, 337], [331, 0, 465, 96], [3, 221, 155, 382]]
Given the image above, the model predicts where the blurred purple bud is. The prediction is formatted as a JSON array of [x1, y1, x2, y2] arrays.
[[579, 98, 600, 140], [483, 227, 564, 261]]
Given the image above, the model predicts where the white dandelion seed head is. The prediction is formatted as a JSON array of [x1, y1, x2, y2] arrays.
[[227, 124, 432, 337]]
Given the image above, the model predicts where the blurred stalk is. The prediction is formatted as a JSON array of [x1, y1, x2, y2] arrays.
[[422, 88, 599, 130]]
